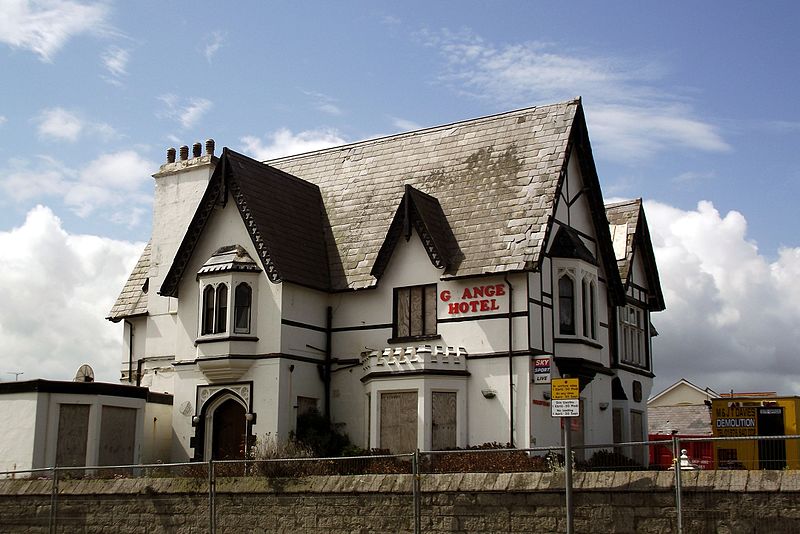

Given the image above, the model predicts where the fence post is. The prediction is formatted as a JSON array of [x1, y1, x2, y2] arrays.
[[412, 450, 421, 534], [49, 467, 58, 534], [672, 433, 683, 534], [208, 459, 216, 534]]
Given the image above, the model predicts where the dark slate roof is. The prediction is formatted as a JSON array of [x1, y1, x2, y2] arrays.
[[648, 405, 713, 436], [107, 242, 150, 322], [605, 199, 665, 311], [267, 99, 585, 290], [161, 149, 330, 296]]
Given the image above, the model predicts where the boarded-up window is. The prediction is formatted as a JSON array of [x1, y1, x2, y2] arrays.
[[297, 396, 318, 416], [99, 406, 137, 466], [56, 404, 90, 467], [431, 392, 457, 450], [394, 285, 436, 338], [380, 391, 418, 453], [630, 410, 644, 464], [612, 408, 623, 444]]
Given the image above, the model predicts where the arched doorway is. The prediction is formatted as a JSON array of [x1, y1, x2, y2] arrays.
[[210, 398, 247, 460]]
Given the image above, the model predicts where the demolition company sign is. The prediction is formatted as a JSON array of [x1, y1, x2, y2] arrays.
[[713, 406, 757, 437]]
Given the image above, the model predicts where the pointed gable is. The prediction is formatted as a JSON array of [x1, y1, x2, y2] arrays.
[[159, 148, 330, 296], [371, 185, 462, 278], [606, 198, 665, 311]]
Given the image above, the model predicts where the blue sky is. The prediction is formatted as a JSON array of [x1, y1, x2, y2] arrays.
[[1, 1, 799, 395]]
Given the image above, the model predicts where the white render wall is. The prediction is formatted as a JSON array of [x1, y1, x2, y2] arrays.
[[0, 393, 38, 473]]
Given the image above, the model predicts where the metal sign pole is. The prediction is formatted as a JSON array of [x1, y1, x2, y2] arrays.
[[564, 420, 574, 534]]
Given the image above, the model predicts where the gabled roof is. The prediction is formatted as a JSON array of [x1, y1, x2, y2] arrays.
[[606, 198, 665, 311], [160, 148, 330, 296], [113, 98, 635, 313], [371, 185, 462, 278], [648, 378, 719, 406], [107, 242, 150, 322], [268, 99, 585, 290]]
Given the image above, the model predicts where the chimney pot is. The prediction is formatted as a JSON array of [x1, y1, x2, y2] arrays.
[[179, 145, 189, 161], [205, 139, 215, 156], [192, 143, 201, 158], [166, 147, 176, 163]]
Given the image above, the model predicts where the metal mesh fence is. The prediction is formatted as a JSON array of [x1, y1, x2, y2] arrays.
[[2, 436, 800, 533]]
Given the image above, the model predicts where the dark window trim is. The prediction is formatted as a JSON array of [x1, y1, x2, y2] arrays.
[[195, 335, 259, 345]]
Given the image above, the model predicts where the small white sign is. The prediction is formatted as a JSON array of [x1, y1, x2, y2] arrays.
[[551, 399, 580, 418]]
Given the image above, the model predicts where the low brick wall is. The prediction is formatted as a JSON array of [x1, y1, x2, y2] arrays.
[[1, 471, 798, 533]]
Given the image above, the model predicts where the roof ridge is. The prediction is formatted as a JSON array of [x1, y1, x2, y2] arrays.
[[605, 198, 642, 209], [265, 98, 581, 164]]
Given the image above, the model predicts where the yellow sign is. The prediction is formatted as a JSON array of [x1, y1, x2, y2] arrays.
[[551, 378, 579, 400]]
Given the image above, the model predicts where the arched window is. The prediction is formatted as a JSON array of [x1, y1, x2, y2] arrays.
[[202, 285, 215, 335], [215, 284, 228, 333], [234, 283, 252, 334], [559, 275, 575, 335]]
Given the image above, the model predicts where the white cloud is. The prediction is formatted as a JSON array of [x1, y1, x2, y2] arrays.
[[646, 200, 800, 395], [303, 90, 343, 116], [204, 30, 224, 63], [34, 107, 117, 142], [0, 205, 143, 383], [389, 116, 421, 132], [158, 94, 213, 129], [0, 0, 110, 61], [422, 29, 729, 161], [0, 150, 156, 219], [101, 45, 129, 84], [0, 115, 6, 126], [241, 128, 347, 160], [36, 107, 83, 141]]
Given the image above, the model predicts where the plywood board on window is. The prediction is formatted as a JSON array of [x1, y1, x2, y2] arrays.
[[56, 404, 90, 467], [431, 391, 457, 450], [380, 391, 417, 453]]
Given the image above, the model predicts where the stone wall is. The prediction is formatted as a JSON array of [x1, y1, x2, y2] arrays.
[[1, 470, 799, 533]]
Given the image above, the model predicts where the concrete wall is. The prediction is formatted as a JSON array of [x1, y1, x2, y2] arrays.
[[0, 393, 37, 472], [1, 471, 799, 533]]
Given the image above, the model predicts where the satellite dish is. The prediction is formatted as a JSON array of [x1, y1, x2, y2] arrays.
[[74, 364, 95, 383]]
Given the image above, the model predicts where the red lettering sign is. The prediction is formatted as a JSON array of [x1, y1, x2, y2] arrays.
[[444, 284, 506, 315]]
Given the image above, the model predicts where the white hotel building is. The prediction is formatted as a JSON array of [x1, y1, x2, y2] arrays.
[[108, 98, 664, 461]]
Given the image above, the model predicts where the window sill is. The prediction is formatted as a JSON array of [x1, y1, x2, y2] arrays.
[[554, 336, 603, 349], [195, 335, 259, 345], [387, 334, 442, 344]]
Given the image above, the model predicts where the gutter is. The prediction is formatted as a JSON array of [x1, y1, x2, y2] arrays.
[[124, 320, 134, 384], [505, 274, 515, 448], [324, 306, 332, 421]]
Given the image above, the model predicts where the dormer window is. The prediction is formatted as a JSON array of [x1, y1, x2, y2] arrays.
[[197, 245, 261, 342], [555, 265, 599, 342]]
